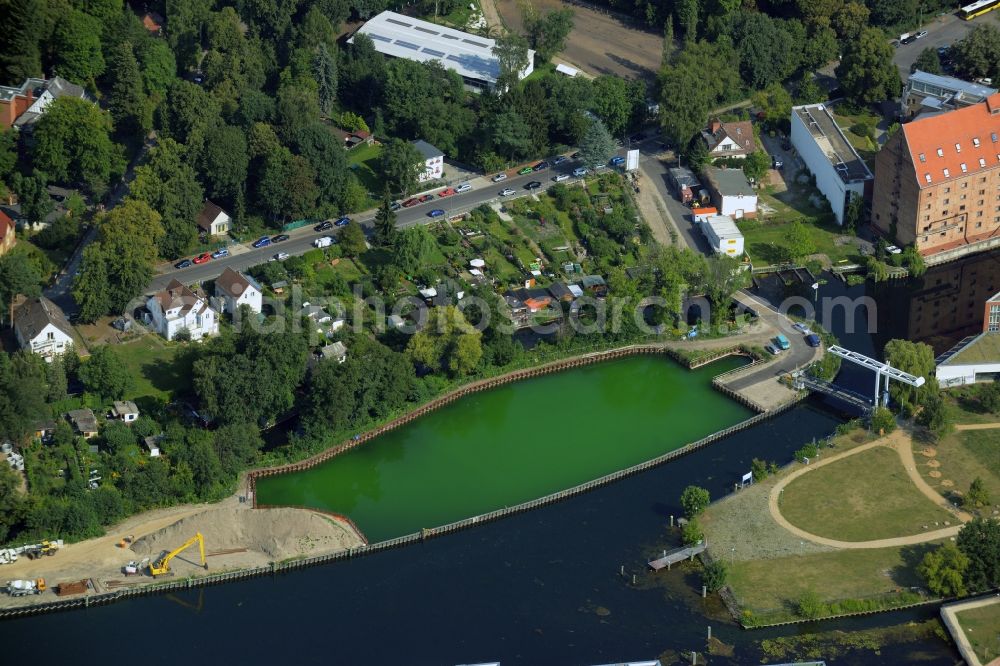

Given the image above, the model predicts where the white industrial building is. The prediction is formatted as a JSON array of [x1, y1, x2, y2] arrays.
[[790, 104, 873, 226], [936, 333, 1000, 386], [350, 11, 534, 91], [702, 168, 757, 219], [700, 214, 745, 257]]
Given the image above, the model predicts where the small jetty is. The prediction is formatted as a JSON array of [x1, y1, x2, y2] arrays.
[[647, 543, 706, 571]]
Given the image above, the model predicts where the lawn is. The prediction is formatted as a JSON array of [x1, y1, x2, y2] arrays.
[[955, 600, 1000, 664], [778, 446, 954, 541], [949, 333, 1000, 365], [915, 428, 1000, 512], [114, 335, 193, 403], [346, 143, 383, 196], [945, 384, 1000, 424], [738, 214, 864, 266]]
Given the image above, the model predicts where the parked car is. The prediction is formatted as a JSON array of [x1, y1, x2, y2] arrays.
[[518, 166, 534, 175], [534, 161, 550, 171], [594, 163, 607, 170], [272, 234, 290, 243], [765, 343, 780, 355], [525, 181, 542, 190], [334, 216, 351, 227], [390, 201, 402, 211], [252, 236, 271, 248], [427, 208, 445, 217], [774, 334, 791, 350], [552, 174, 570, 182], [492, 172, 508, 182], [573, 167, 589, 177], [886, 244, 902, 255], [552, 155, 568, 165], [805, 333, 821, 348], [915, 30, 928, 39], [610, 156, 626, 167], [772, 159, 784, 170], [792, 322, 810, 334], [455, 182, 472, 193], [192, 252, 212, 264], [499, 188, 516, 196], [273, 252, 290, 261], [211, 247, 229, 259], [419, 194, 434, 203], [314, 220, 333, 232], [174, 259, 192, 269], [901, 34, 916, 45], [402, 198, 419, 208], [438, 187, 456, 198]]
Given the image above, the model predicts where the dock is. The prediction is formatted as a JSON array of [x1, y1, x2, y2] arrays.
[[647, 543, 706, 571]]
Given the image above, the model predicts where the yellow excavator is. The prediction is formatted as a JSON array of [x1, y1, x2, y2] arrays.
[[148, 532, 208, 577]]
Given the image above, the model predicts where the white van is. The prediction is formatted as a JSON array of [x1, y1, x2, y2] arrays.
[[314, 236, 335, 248]]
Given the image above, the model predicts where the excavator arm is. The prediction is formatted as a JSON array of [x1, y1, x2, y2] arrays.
[[149, 532, 207, 577]]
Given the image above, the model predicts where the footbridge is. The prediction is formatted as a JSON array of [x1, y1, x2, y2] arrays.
[[793, 375, 873, 414]]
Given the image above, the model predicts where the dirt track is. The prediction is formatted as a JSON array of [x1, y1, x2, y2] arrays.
[[495, 0, 663, 79]]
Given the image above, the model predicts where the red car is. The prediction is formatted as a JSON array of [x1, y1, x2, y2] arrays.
[[419, 194, 434, 203], [192, 252, 212, 264], [438, 187, 456, 198], [402, 198, 419, 208]]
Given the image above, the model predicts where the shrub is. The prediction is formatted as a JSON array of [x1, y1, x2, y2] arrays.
[[680, 485, 711, 518], [797, 589, 825, 619], [794, 442, 818, 463], [870, 407, 896, 435], [681, 518, 704, 546], [702, 560, 727, 592]]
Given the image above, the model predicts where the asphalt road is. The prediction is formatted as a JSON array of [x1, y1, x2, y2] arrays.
[[892, 10, 1000, 77]]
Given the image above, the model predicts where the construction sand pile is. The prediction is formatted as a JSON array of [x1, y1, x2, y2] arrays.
[[132, 506, 364, 565]]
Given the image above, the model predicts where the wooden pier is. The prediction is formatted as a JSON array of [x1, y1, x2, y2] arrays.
[[648, 542, 706, 571]]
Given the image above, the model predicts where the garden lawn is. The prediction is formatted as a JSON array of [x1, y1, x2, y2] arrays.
[[114, 336, 192, 402], [347, 143, 382, 195], [738, 214, 863, 266], [945, 385, 1000, 424], [916, 428, 1000, 512], [955, 600, 1000, 664], [778, 446, 953, 541]]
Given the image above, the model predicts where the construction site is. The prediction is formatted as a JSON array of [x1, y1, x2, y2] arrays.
[[0, 496, 365, 610]]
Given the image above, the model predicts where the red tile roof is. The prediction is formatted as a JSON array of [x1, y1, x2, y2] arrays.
[[903, 93, 1000, 189], [0, 210, 13, 241]]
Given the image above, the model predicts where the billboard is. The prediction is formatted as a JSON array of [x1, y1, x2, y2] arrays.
[[626, 149, 640, 172]]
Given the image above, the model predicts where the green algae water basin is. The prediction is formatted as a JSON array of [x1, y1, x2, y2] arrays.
[[257, 354, 753, 541]]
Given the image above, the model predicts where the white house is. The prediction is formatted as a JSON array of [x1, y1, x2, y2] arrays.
[[790, 104, 873, 226], [936, 333, 1000, 386], [143, 435, 162, 457], [411, 140, 444, 183], [702, 167, 758, 219], [197, 201, 231, 237], [13, 296, 74, 361], [214, 267, 263, 315], [701, 215, 745, 257], [111, 401, 139, 423], [701, 119, 757, 159], [146, 279, 219, 341]]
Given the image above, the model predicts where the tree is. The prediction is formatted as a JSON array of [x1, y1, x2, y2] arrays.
[[835, 27, 901, 106], [681, 518, 703, 545], [128, 139, 203, 259], [832, 2, 869, 42], [901, 246, 926, 277], [484, 107, 535, 161], [676, 0, 698, 42], [870, 406, 896, 434], [256, 148, 319, 222], [107, 41, 148, 135], [702, 560, 727, 593], [492, 33, 530, 94], [956, 518, 1000, 592], [951, 24, 1000, 83], [801, 25, 838, 73], [201, 124, 249, 202], [407, 306, 483, 377], [0, 253, 42, 324], [742, 151, 771, 184], [965, 477, 990, 509], [883, 339, 937, 410], [374, 194, 397, 247], [699, 254, 750, 325], [730, 12, 799, 90], [0, 352, 47, 443], [0, 462, 25, 543], [579, 118, 616, 170], [527, 8, 574, 62], [917, 390, 952, 440], [659, 41, 739, 148], [0, 0, 44, 81], [592, 76, 633, 138], [33, 97, 124, 194], [161, 80, 221, 149], [52, 10, 106, 85], [313, 43, 338, 116], [391, 226, 437, 275], [11, 172, 53, 224], [912, 47, 942, 75], [782, 220, 817, 263], [680, 485, 710, 518], [212, 422, 264, 477], [294, 122, 348, 210], [380, 138, 424, 197], [79, 345, 134, 400], [980, 381, 1000, 414], [752, 83, 793, 131], [136, 40, 177, 96], [843, 192, 864, 234], [339, 220, 367, 257]]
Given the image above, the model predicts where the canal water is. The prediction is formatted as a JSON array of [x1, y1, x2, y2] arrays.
[[256, 355, 753, 541]]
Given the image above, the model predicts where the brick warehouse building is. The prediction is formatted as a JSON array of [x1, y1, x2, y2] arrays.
[[872, 93, 1000, 257]]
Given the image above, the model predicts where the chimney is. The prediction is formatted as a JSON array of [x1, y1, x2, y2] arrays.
[[709, 119, 721, 134], [988, 93, 1000, 115]]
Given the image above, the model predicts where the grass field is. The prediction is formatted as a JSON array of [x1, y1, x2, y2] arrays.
[[945, 384, 1000, 424], [347, 143, 382, 196], [916, 428, 1000, 512], [737, 214, 863, 266], [778, 446, 954, 541], [114, 336, 193, 402], [955, 601, 1000, 664]]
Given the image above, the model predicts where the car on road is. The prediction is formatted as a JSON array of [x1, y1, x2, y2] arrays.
[[390, 201, 402, 211], [492, 172, 508, 182], [402, 198, 419, 207], [609, 156, 626, 167], [334, 216, 351, 227], [211, 247, 229, 259], [273, 252, 290, 261], [573, 167, 588, 177], [533, 161, 549, 171], [427, 208, 445, 218], [552, 155, 568, 165], [805, 333, 821, 348], [193, 252, 212, 264], [552, 174, 570, 182], [914, 30, 927, 39], [314, 220, 333, 232], [174, 259, 192, 269], [252, 236, 271, 248], [792, 322, 810, 334], [455, 182, 472, 193], [438, 187, 456, 197], [517, 166, 534, 175], [271, 234, 290, 243], [419, 194, 434, 203], [525, 181, 542, 190], [314, 236, 335, 248], [500, 188, 516, 196], [595, 163, 607, 170], [900, 34, 916, 45]]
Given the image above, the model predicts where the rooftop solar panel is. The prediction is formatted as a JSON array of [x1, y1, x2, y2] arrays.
[[462, 39, 488, 47], [415, 26, 439, 34], [386, 18, 412, 26], [441, 33, 459, 39], [369, 33, 392, 42], [395, 40, 420, 50], [422, 48, 446, 57]]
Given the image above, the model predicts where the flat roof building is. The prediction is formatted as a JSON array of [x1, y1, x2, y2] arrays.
[[790, 104, 873, 226], [351, 11, 534, 91], [700, 214, 745, 257], [902, 70, 997, 121]]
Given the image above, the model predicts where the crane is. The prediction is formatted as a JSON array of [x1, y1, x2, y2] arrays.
[[148, 532, 207, 577]]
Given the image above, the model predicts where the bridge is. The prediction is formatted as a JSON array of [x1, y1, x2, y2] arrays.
[[793, 375, 873, 414]]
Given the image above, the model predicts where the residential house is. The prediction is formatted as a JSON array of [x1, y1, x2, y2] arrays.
[[146, 279, 219, 341], [13, 296, 74, 361], [318, 341, 348, 364], [214, 267, 263, 315], [331, 127, 374, 149], [901, 71, 996, 121], [141, 11, 164, 34], [300, 302, 344, 334], [580, 275, 608, 297], [668, 167, 702, 204], [143, 435, 163, 457], [411, 140, 444, 183], [547, 282, 574, 302], [702, 167, 758, 219], [66, 409, 98, 439], [197, 201, 231, 237], [0, 210, 14, 255], [0, 76, 90, 130], [872, 93, 1000, 259], [111, 401, 140, 423], [790, 104, 874, 226], [702, 119, 757, 159], [504, 287, 555, 328], [985, 289, 1000, 333]]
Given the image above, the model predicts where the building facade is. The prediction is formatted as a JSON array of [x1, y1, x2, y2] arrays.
[[702, 168, 757, 219], [197, 201, 231, 237], [13, 296, 74, 361], [412, 140, 444, 183], [986, 290, 1000, 332], [901, 71, 996, 121], [702, 119, 756, 159], [146, 279, 219, 341], [872, 93, 1000, 257], [0, 210, 14, 256], [791, 104, 873, 225], [214, 267, 263, 315], [0, 76, 90, 130]]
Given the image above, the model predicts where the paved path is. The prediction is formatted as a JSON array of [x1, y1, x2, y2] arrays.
[[940, 595, 1000, 666], [768, 428, 971, 549], [954, 423, 1000, 431]]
